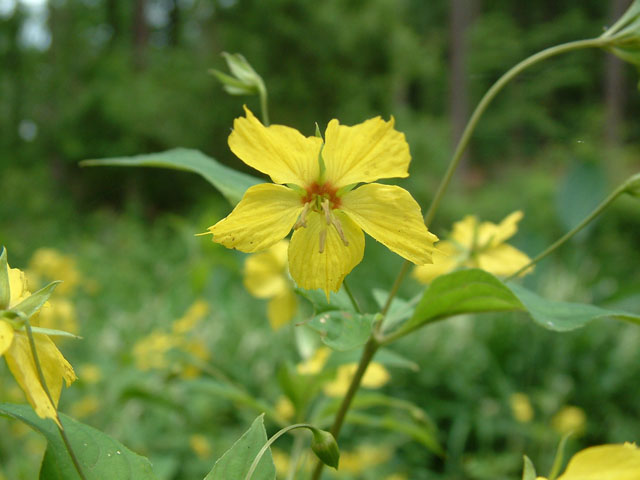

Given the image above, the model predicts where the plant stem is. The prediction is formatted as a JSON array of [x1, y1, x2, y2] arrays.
[[423, 37, 606, 228], [505, 182, 628, 281], [258, 84, 270, 126], [379, 37, 607, 325], [24, 320, 87, 480], [310, 337, 379, 480], [343, 279, 362, 314], [245, 423, 315, 480]]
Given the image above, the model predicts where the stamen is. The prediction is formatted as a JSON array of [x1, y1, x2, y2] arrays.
[[331, 216, 349, 247], [294, 203, 311, 229], [318, 229, 327, 254], [322, 199, 331, 225]]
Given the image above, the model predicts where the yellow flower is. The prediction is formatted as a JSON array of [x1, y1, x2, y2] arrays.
[[274, 395, 295, 422], [323, 362, 390, 397], [171, 299, 209, 335], [0, 265, 76, 425], [244, 240, 297, 329], [38, 298, 78, 336], [538, 443, 640, 480], [132, 330, 177, 371], [510, 392, 534, 423], [207, 107, 438, 297], [338, 445, 392, 474], [189, 434, 213, 460], [69, 394, 100, 418], [78, 363, 103, 384], [297, 346, 331, 375], [27, 248, 80, 295], [413, 211, 531, 283], [552, 405, 586, 436]]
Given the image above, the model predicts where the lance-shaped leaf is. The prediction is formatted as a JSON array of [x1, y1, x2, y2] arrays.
[[11, 281, 61, 320], [0, 403, 156, 480], [80, 148, 263, 206], [399, 269, 640, 337], [204, 414, 275, 480]]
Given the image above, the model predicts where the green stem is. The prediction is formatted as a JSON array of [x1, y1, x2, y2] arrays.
[[24, 320, 87, 480], [505, 182, 628, 281], [423, 37, 606, 228], [378, 37, 608, 330], [258, 83, 270, 126], [310, 338, 379, 480], [245, 423, 315, 480], [343, 279, 362, 314]]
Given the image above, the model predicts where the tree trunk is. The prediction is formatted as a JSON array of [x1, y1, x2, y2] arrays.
[[132, 0, 148, 69], [604, 0, 629, 147]]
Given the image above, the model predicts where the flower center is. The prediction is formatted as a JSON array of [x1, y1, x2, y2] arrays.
[[294, 182, 349, 253]]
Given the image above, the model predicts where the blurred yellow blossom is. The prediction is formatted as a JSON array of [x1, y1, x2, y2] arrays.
[[207, 107, 437, 297], [275, 395, 295, 422], [189, 434, 213, 460], [0, 261, 76, 426], [510, 392, 534, 423], [244, 240, 297, 329], [537, 443, 640, 480], [171, 299, 209, 335], [133, 330, 177, 371], [27, 248, 81, 295], [339, 445, 392, 474], [385, 474, 408, 480], [297, 346, 331, 375], [69, 394, 100, 418], [178, 338, 210, 379], [552, 405, 586, 436], [271, 448, 292, 477], [413, 211, 531, 283], [78, 363, 103, 384], [323, 362, 390, 397], [38, 298, 78, 336]]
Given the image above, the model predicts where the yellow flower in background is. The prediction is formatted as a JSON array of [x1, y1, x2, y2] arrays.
[[78, 363, 103, 384], [510, 392, 534, 423], [297, 346, 331, 375], [274, 396, 295, 422], [338, 445, 392, 474], [69, 394, 100, 418], [133, 330, 177, 371], [189, 434, 213, 460], [38, 298, 78, 336], [323, 362, 390, 397], [552, 405, 587, 436], [0, 265, 76, 425], [244, 240, 297, 329], [27, 248, 81, 295], [207, 107, 438, 297], [413, 211, 531, 284], [171, 299, 210, 335], [537, 443, 640, 480]]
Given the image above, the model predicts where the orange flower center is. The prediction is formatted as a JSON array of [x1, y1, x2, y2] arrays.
[[301, 182, 341, 209]]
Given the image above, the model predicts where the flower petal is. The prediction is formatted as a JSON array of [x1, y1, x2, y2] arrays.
[[5, 332, 76, 425], [340, 184, 438, 265], [244, 241, 290, 298], [209, 184, 303, 253], [477, 244, 532, 277], [322, 116, 411, 188], [558, 443, 640, 480], [229, 107, 322, 186], [477, 210, 523, 247], [288, 211, 364, 296], [0, 320, 14, 355], [267, 288, 297, 330]]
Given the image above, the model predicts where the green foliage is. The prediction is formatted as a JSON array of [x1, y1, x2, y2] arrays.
[[308, 311, 377, 351], [81, 149, 263, 206], [204, 414, 275, 480], [0, 403, 156, 480]]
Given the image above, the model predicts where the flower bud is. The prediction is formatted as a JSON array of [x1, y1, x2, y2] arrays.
[[310, 428, 340, 469], [209, 52, 266, 97], [601, 0, 640, 68], [623, 172, 640, 198]]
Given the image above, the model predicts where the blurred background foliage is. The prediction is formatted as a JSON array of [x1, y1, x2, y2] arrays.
[[1, 0, 639, 479]]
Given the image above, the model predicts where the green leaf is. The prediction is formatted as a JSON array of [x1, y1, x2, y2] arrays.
[[372, 289, 419, 331], [346, 412, 443, 456], [397, 269, 640, 337], [508, 282, 640, 331], [204, 414, 275, 480], [401, 269, 522, 334], [28, 326, 82, 339], [0, 247, 9, 309], [296, 287, 354, 314], [11, 281, 61, 320], [522, 455, 537, 480], [0, 403, 156, 480], [548, 433, 572, 480], [308, 311, 377, 351], [325, 348, 419, 372], [80, 148, 263, 206]]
